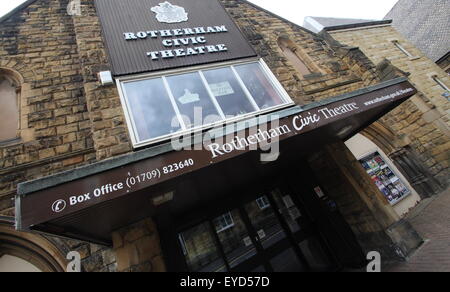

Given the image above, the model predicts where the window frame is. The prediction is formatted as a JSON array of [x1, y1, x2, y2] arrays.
[[256, 196, 270, 210], [116, 58, 295, 148], [391, 40, 418, 59], [431, 75, 450, 92], [0, 73, 21, 144], [213, 212, 235, 233]]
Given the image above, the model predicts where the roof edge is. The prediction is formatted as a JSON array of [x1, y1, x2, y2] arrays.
[[0, 0, 39, 24], [436, 51, 450, 64], [324, 20, 393, 32], [238, 0, 319, 36]]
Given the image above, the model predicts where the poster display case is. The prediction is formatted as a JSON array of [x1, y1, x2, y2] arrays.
[[359, 152, 411, 205]]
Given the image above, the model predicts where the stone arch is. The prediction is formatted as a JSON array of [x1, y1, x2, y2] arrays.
[[0, 65, 36, 143], [361, 122, 398, 155], [0, 68, 23, 143], [277, 36, 323, 77], [0, 220, 67, 272], [359, 122, 442, 198]]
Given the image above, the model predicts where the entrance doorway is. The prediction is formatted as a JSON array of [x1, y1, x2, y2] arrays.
[[176, 185, 336, 272]]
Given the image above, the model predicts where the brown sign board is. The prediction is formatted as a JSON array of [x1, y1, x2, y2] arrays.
[[94, 0, 257, 75], [17, 80, 417, 229]]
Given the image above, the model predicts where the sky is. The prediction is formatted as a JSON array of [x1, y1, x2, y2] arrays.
[[0, 0, 399, 25]]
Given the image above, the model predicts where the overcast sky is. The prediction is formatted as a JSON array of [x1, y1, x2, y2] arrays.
[[0, 0, 399, 25]]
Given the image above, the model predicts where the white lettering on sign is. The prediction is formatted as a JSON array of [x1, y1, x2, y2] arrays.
[[207, 126, 292, 159], [147, 44, 228, 60], [53, 159, 196, 213], [122, 25, 229, 60], [292, 112, 320, 131], [68, 183, 124, 207], [318, 102, 359, 119], [123, 26, 228, 40]]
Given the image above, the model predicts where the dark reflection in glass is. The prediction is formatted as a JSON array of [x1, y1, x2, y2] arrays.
[[298, 236, 332, 271], [271, 189, 301, 233], [234, 63, 284, 110], [270, 248, 305, 272], [123, 78, 181, 141], [245, 196, 286, 249], [203, 67, 255, 117], [213, 210, 257, 268], [166, 72, 221, 128], [178, 222, 227, 272]]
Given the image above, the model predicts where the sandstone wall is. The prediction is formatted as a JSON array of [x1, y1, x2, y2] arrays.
[[329, 25, 450, 187]]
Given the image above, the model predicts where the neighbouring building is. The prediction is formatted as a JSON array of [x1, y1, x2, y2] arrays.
[[304, 15, 450, 216], [384, 0, 450, 74], [305, 0, 450, 74], [1, 0, 437, 272]]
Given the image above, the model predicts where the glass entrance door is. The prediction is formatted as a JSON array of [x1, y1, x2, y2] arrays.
[[176, 187, 336, 272]]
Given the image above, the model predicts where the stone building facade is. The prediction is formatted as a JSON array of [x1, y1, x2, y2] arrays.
[[0, 0, 432, 272], [384, 0, 450, 73], [321, 21, 449, 199]]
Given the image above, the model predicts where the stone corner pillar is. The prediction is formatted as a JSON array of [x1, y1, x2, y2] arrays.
[[309, 141, 423, 261], [111, 218, 167, 272]]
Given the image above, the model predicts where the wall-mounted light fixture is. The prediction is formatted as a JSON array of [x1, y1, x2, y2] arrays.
[[98, 71, 114, 86], [152, 191, 174, 206], [337, 125, 354, 138]]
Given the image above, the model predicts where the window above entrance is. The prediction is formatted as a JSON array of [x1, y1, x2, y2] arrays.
[[117, 59, 294, 147]]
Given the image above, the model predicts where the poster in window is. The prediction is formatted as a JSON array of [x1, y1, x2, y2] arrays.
[[209, 82, 235, 97], [359, 152, 411, 205]]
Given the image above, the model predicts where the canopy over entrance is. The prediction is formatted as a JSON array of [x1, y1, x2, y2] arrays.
[[16, 78, 417, 245]]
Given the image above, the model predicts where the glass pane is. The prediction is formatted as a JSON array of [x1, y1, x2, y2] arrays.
[[178, 222, 227, 272], [271, 189, 301, 233], [234, 63, 285, 110], [270, 248, 306, 272], [359, 152, 411, 205], [213, 210, 258, 268], [203, 67, 256, 117], [0, 79, 19, 141], [245, 196, 286, 249], [166, 72, 221, 128], [122, 78, 181, 141], [298, 236, 333, 271]]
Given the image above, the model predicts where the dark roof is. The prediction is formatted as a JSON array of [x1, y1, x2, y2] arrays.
[[384, 0, 450, 62], [303, 16, 379, 33], [0, 0, 38, 24]]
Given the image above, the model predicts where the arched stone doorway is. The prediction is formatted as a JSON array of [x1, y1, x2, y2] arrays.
[[359, 122, 443, 199], [0, 219, 66, 272], [345, 133, 421, 217], [0, 254, 42, 272]]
